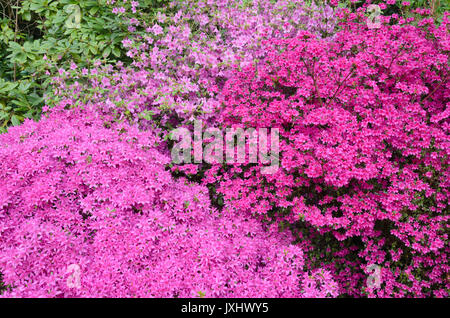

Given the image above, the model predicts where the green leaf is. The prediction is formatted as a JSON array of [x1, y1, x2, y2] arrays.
[[11, 115, 21, 126], [89, 7, 99, 15], [112, 47, 121, 57], [89, 45, 98, 55], [103, 46, 111, 58], [23, 12, 32, 21], [12, 99, 29, 107], [15, 52, 28, 64], [29, 3, 43, 11]]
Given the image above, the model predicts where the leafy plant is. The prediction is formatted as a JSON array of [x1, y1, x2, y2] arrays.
[[0, 0, 167, 130]]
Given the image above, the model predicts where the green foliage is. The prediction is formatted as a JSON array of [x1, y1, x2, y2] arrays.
[[0, 78, 42, 131], [0, 0, 166, 131]]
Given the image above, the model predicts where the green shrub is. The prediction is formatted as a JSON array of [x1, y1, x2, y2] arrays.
[[0, 0, 167, 132]]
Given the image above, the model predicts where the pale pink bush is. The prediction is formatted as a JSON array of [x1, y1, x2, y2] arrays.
[[48, 0, 337, 131], [0, 103, 337, 297]]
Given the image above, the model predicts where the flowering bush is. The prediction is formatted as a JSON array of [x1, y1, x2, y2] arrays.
[[48, 0, 337, 131], [0, 0, 169, 130], [0, 103, 340, 297], [205, 10, 449, 297]]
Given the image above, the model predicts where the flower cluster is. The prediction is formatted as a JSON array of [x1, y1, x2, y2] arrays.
[[49, 0, 337, 131], [0, 103, 340, 297], [205, 11, 449, 297]]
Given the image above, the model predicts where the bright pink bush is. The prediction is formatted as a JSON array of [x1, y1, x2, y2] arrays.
[[0, 103, 339, 297], [205, 12, 450, 297]]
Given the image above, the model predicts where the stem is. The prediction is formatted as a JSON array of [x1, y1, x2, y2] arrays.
[[327, 65, 356, 107], [303, 58, 324, 108], [421, 72, 448, 103], [13, 0, 19, 82]]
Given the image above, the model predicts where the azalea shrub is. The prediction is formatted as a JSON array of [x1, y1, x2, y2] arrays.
[[48, 0, 338, 132], [204, 10, 449, 297], [0, 0, 170, 130], [0, 103, 341, 297]]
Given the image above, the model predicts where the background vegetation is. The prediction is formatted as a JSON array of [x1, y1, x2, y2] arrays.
[[0, 0, 170, 132]]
